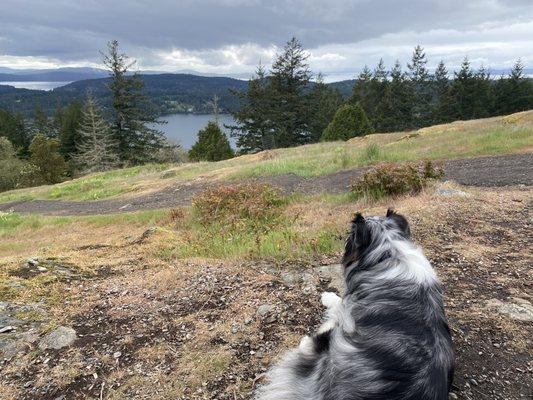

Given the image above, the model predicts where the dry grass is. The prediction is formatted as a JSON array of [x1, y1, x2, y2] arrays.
[[0, 182, 532, 399]]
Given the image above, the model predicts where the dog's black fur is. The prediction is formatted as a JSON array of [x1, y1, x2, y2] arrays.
[[256, 209, 454, 400]]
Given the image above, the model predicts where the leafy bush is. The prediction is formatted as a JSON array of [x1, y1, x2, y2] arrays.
[[0, 137, 42, 192], [321, 102, 374, 142], [352, 160, 444, 199], [29, 133, 69, 184], [192, 183, 285, 232]]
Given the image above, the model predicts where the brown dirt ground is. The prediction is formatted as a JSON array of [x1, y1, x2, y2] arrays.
[[0, 153, 532, 216], [0, 184, 531, 399]]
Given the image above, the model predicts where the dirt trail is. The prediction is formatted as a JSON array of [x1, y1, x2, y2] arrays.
[[1, 153, 531, 216]]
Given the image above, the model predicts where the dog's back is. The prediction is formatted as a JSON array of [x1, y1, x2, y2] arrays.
[[256, 210, 454, 400]]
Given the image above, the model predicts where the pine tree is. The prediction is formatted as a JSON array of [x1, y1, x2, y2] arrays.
[[321, 103, 374, 141], [430, 60, 453, 124], [407, 45, 431, 127], [52, 104, 64, 137], [450, 57, 477, 120], [493, 59, 533, 115], [189, 121, 234, 161], [228, 63, 275, 153], [349, 65, 372, 107], [306, 73, 343, 142], [366, 59, 390, 131], [59, 101, 83, 159], [382, 60, 412, 131], [103, 40, 165, 165], [0, 109, 30, 156], [29, 133, 68, 184], [268, 37, 312, 147], [75, 93, 120, 173], [34, 104, 52, 137], [471, 65, 494, 118]]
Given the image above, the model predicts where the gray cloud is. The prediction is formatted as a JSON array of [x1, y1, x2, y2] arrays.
[[0, 0, 532, 78]]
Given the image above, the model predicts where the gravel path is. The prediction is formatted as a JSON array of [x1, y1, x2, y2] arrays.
[[1, 153, 531, 216]]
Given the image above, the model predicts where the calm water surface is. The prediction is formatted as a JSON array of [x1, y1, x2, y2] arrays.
[[157, 113, 237, 149], [0, 81, 70, 90]]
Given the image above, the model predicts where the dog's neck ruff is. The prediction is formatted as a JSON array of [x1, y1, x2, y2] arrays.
[[346, 227, 437, 286]]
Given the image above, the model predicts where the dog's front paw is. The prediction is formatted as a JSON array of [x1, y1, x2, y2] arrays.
[[299, 335, 314, 353], [321, 292, 341, 308]]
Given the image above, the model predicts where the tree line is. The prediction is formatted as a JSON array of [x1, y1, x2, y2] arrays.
[[1, 41, 182, 192], [228, 39, 532, 152]]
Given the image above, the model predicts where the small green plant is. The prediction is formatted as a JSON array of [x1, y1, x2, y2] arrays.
[[360, 143, 381, 163], [352, 160, 444, 199]]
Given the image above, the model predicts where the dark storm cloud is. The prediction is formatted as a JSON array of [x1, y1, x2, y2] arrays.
[[0, 0, 532, 75]]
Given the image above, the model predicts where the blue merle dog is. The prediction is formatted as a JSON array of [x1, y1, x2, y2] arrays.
[[256, 209, 454, 400]]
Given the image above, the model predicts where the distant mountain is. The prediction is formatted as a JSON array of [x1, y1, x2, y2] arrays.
[[0, 73, 250, 116], [0, 67, 108, 82]]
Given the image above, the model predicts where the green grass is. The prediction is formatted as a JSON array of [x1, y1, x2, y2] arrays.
[[0, 209, 166, 238], [0, 112, 531, 204]]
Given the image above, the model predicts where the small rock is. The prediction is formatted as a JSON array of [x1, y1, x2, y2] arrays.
[[38, 326, 76, 350], [231, 325, 239, 334], [449, 393, 458, 399], [435, 188, 469, 197], [257, 304, 273, 316], [113, 351, 122, 359], [244, 317, 252, 325], [0, 326, 16, 333], [27, 258, 39, 267], [281, 272, 298, 285], [486, 298, 533, 322]]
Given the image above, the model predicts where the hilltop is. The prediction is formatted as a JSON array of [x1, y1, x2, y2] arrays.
[[0, 111, 532, 399]]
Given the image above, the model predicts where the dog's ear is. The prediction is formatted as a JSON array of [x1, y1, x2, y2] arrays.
[[343, 213, 372, 266], [386, 210, 411, 238]]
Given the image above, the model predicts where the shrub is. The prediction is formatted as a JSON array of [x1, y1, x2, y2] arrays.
[[192, 183, 285, 232], [351, 160, 444, 199], [0, 137, 42, 192], [189, 121, 234, 162], [321, 102, 374, 142], [29, 133, 69, 184]]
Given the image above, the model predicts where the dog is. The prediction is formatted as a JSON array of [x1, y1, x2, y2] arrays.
[[256, 209, 454, 400]]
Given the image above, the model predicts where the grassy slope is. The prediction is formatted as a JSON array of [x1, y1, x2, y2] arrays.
[[0, 110, 532, 205]]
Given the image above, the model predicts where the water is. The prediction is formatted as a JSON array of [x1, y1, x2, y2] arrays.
[[156, 113, 237, 149], [0, 81, 70, 90]]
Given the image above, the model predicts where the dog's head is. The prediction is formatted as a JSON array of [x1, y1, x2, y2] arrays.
[[342, 208, 410, 269]]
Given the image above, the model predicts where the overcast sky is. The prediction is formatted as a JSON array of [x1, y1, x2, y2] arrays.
[[0, 0, 532, 81]]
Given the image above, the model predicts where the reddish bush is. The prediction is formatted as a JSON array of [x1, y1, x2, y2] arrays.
[[351, 160, 444, 199]]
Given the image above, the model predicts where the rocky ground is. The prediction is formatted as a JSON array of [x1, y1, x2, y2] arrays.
[[1, 185, 532, 399], [1, 153, 532, 216]]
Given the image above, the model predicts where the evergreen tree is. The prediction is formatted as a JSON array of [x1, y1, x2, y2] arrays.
[[268, 37, 312, 147], [449, 57, 478, 120], [34, 104, 52, 137], [471, 65, 494, 118], [75, 93, 120, 173], [189, 121, 234, 161], [349, 65, 373, 107], [365, 59, 390, 131], [493, 59, 533, 115], [407, 45, 431, 127], [52, 104, 64, 137], [29, 133, 68, 184], [430, 60, 453, 124], [0, 109, 30, 155], [103, 40, 165, 165], [321, 103, 374, 141], [228, 63, 275, 153], [59, 101, 83, 159], [306, 73, 343, 142], [376, 60, 413, 132]]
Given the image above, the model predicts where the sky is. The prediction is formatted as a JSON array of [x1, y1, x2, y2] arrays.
[[0, 0, 532, 81]]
